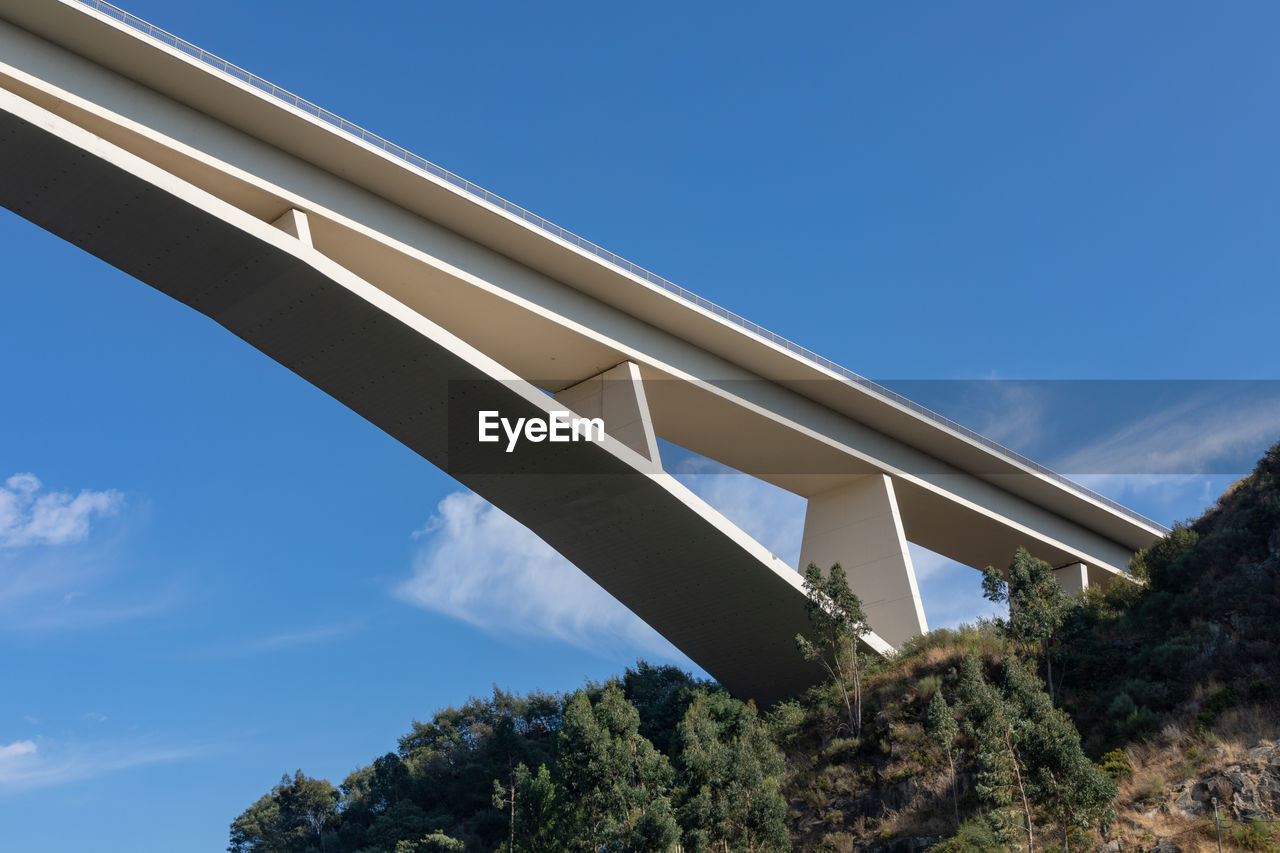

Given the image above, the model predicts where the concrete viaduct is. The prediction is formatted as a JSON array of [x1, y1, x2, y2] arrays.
[[0, 0, 1167, 705]]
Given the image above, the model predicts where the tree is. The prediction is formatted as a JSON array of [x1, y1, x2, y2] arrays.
[[955, 653, 1117, 853], [229, 792, 283, 853], [675, 690, 789, 852], [493, 762, 562, 853], [999, 656, 1116, 852], [228, 771, 339, 853], [394, 833, 465, 852], [982, 548, 1075, 703], [955, 655, 1035, 853], [926, 690, 961, 827], [795, 562, 870, 736], [556, 684, 680, 851], [623, 660, 707, 758]]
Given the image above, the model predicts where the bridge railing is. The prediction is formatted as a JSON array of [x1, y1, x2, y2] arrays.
[[73, 0, 1168, 536]]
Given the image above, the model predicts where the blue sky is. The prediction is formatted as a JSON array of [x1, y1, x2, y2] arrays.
[[1, 1, 1278, 850]]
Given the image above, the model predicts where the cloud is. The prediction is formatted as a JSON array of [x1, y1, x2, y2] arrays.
[[397, 491, 689, 661], [672, 471, 807, 568], [1067, 472, 1240, 529], [0, 473, 176, 632], [0, 737, 203, 794], [194, 622, 361, 658], [1057, 390, 1280, 476], [909, 544, 1003, 631], [0, 474, 122, 548]]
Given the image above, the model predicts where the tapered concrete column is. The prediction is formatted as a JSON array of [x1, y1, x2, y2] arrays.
[[271, 207, 312, 247], [799, 474, 927, 648], [554, 361, 661, 467], [1053, 562, 1089, 596]]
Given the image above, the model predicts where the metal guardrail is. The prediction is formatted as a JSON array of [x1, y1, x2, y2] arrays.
[[72, 0, 1169, 535]]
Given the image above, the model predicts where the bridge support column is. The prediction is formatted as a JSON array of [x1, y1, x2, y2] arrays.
[[799, 474, 927, 648], [1053, 561, 1089, 595], [553, 361, 661, 468]]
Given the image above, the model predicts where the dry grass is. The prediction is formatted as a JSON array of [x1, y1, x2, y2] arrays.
[[869, 796, 955, 844], [1110, 812, 1219, 853], [1109, 707, 1280, 852], [1214, 704, 1279, 747]]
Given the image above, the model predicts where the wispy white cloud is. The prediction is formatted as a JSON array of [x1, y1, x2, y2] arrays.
[[0, 474, 122, 548], [959, 381, 1049, 453], [1058, 392, 1280, 476], [0, 473, 177, 632], [1067, 473, 1239, 528], [672, 472, 806, 568], [397, 491, 689, 662], [908, 544, 1003, 630], [194, 622, 360, 658], [0, 736, 204, 794]]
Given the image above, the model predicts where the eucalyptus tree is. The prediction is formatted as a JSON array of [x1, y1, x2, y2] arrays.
[[795, 562, 870, 736], [982, 548, 1076, 703]]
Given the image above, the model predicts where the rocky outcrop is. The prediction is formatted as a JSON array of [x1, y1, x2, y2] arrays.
[[1166, 741, 1280, 821]]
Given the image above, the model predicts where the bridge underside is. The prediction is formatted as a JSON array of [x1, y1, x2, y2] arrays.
[[0, 0, 1168, 707], [0, 88, 899, 705]]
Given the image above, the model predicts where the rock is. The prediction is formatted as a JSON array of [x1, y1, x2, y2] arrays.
[[1152, 838, 1182, 853], [1224, 768, 1268, 820], [1171, 785, 1206, 818]]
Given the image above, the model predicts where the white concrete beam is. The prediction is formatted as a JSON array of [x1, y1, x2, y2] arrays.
[[271, 207, 312, 247], [554, 361, 661, 468], [799, 474, 928, 648]]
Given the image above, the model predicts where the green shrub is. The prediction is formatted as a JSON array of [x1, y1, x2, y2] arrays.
[[1122, 706, 1160, 741], [1107, 692, 1137, 720], [916, 674, 943, 702], [931, 816, 1012, 852], [1130, 524, 1198, 584], [1197, 685, 1240, 730], [1226, 819, 1280, 852], [1098, 749, 1133, 780], [766, 699, 806, 745], [1134, 774, 1165, 806], [395, 833, 465, 853]]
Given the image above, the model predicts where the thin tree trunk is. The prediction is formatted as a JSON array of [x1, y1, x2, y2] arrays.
[[947, 747, 959, 826], [1004, 730, 1033, 853], [852, 649, 862, 738], [826, 639, 857, 736], [1046, 645, 1055, 705]]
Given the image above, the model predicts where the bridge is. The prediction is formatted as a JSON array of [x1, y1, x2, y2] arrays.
[[0, 0, 1166, 705]]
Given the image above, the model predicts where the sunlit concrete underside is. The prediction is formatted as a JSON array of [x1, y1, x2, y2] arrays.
[[0, 0, 1168, 703], [0, 92, 889, 705]]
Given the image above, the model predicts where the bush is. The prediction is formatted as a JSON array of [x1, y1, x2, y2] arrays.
[[1134, 774, 1165, 806], [1226, 819, 1280, 852], [1098, 749, 1133, 780], [1197, 685, 1240, 730], [916, 674, 942, 702], [1130, 524, 1199, 585], [931, 816, 1011, 852], [1107, 693, 1137, 720], [1122, 706, 1160, 741], [766, 699, 806, 745]]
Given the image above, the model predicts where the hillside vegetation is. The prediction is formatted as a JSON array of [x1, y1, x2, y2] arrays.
[[229, 441, 1280, 852]]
